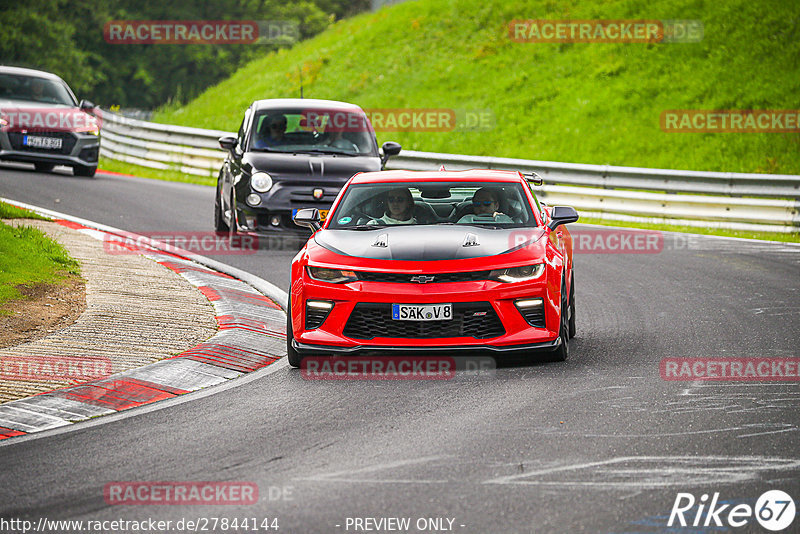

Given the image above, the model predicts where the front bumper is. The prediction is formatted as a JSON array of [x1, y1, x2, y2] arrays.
[[0, 131, 99, 167], [293, 275, 561, 352], [293, 338, 562, 356]]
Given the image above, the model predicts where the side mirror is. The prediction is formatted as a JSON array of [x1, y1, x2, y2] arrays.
[[79, 100, 95, 111], [293, 208, 321, 232], [219, 136, 238, 151], [380, 141, 402, 167], [547, 206, 579, 230]]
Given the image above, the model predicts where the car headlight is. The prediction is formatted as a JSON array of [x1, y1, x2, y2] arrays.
[[307, 267, 358, 283], [250, 172, 273, 193], [489, 263, 545, 283]]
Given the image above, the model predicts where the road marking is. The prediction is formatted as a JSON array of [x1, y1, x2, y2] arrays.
[[295, 456, 450, 484], [482, 456, 800, 488]]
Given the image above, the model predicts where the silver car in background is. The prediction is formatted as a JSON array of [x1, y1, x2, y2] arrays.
[[0, 66, 99, 177]]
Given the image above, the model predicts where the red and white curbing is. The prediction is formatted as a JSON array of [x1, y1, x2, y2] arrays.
[[0, 208, 287, 441]]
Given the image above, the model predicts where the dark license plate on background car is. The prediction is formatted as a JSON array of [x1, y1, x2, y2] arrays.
[[392, 303, 452, 321], [23, 135, 62, 149]]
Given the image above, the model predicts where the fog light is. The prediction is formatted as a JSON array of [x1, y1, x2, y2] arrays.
[[306, 299, 334, 329], [515, 298, 543, 308], [246, 194, 261, 206], [514, 298, 545, 328], [270, 215, 281, 227], [307, 300, 334, 310]]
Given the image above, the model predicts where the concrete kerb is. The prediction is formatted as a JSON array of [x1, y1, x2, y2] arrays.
[[0, 198, 289, 441]]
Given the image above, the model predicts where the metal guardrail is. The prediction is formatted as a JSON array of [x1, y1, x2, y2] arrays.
[[97, 110, 800, 233]]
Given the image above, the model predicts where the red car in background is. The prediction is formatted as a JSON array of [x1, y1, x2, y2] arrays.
[[287, 169, 579, 367]]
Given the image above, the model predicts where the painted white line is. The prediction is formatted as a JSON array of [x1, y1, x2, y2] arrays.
[[482, 456, 800, 488], [295, 456, 449, 484]]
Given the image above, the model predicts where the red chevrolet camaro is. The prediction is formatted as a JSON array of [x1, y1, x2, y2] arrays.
[[287, 169, 579, 367]]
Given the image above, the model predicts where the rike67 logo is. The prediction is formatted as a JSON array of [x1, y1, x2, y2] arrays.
[[668, 490, 795, 531]]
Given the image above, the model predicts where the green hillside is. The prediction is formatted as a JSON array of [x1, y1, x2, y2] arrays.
[[156, 0, 800, 174]]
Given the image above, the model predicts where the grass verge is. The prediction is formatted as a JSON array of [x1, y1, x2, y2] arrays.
[[0, 202, 81, 315], [99, 157, 216, 187], [0, 202, 48, 220], [578, 216, 800, 243], [155, 0, 800, 175]]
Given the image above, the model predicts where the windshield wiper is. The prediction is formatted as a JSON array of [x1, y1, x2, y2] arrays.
[[348, 223, 388, 230], [292, 148, 359, 156]]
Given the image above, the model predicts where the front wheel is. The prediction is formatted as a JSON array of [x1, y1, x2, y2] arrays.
[[547, 278, 570, 362], [568, 274, 576, 339], [214, 185, 229, 232], [286, 299, 303, 368]]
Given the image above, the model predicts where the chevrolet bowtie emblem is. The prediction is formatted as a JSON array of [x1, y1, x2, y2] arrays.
[[313, 188, 324, 200], [410, 275, 435, 283]]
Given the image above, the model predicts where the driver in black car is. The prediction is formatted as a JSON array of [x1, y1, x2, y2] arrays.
[[253, 114, 288, 148]]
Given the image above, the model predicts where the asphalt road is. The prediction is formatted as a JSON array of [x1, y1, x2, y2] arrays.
[[1, 163, 799, 534]]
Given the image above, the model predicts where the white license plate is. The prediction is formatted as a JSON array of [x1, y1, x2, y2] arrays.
[[24, 136, 62, 149], [392, 303, 453, 321]]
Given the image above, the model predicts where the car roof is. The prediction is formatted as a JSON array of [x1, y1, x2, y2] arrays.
[[350, 169, 526, 184], [0, 66, 66, 83], [251, 98, 364, 113]]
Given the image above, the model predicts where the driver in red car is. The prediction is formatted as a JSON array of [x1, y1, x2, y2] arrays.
[[369, 187, 417, 225], [458, 187, 513, 223]]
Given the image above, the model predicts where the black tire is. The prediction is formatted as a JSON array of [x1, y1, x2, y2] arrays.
[[286, 299, 303, 368], [72, 164, 96, 177], [34, 162, 55, 173], [214, 185, 229, 232], [547, 278, 570, 362], [568, 273, 576, 339]]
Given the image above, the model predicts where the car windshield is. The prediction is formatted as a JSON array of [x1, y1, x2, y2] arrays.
[[249, 108, 378, 156], [0, 74, 76, 106], [327, 181, 539, 229]]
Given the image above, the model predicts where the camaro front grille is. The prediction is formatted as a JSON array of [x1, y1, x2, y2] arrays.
[[355, 270, 492, 283], [342, 302, 505, 340]]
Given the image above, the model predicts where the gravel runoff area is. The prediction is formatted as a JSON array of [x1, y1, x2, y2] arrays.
[[0, 219, 218, 404]]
